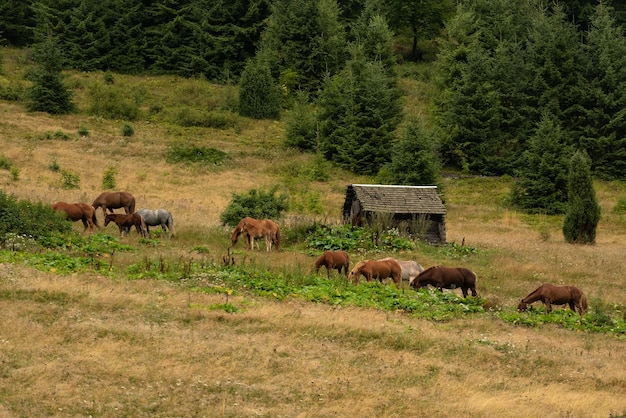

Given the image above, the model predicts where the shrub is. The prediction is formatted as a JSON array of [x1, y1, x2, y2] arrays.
[[78, 125, 89, 136], [166, 144, 228, 166], [88, 83, 140, 121], [48, 158, 60, 172], [121, 124, 134, 137], [171, 108, 238, 129], [102, 166, 117, 189], [60, 170, 80, 189], [0, 191, 72, 244], [220, 186, 288, 227]]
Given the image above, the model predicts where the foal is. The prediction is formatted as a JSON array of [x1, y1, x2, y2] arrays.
[[104, 213, 147, 238]]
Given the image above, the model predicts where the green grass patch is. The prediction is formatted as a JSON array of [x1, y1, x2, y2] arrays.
[[165, 143, 229, 165]]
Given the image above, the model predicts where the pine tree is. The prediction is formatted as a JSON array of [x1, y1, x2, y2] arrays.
[[382, 118, 439, 185], [510, 113, 572, 214], [581, 4, 626, 180], [317, 46, 402, 174], [238, 58, 281, 119], [25, 33, 74, 114], [562, 150, 601, 244], [260, 0, 346, 94]]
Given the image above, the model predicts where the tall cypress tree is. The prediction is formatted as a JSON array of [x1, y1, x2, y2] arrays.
[[562, 150, 601, 244]]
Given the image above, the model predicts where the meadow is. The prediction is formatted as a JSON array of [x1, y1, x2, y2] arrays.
[[0, 47, 625, 417]]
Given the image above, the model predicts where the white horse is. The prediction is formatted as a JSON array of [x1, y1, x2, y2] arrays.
[[134, 208, 175, 237], [380, 257, 424, 284]]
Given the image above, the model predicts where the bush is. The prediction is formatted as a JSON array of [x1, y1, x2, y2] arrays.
[[121, 124, 134, 137], [0, 191, 72, 244], [220, 186, 288, 227], [60, 170, 80, 189], [88, 83, 140, 121], [170, 107, 238, 129], [102, 166, 117, 189], [166, 144, 228, 165]]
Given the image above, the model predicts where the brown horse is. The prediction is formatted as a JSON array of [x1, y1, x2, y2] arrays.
[[230, 217, 280, 251], [104, 213, 147, 237], [517, 284, 587, 315], [348, 259, 402, 285], [92, 191, 136, 220], [411, 265, 478, 298], [51, 202, 100, 233], [315, 250, 350, 278]]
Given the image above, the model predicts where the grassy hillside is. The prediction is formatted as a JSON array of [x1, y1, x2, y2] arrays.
[[1, 47, 626, 417]]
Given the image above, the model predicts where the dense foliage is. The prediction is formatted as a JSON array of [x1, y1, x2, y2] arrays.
[[0, 191, 72, 244], [435, 0, 626, 182], [220, 187, 289, 227], [562, 151, 601, 244]]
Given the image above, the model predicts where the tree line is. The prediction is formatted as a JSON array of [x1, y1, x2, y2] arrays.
[[0, 0, 621, 231]]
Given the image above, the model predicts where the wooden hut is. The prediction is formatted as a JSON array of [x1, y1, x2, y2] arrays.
[[342, 184, 447, 244]]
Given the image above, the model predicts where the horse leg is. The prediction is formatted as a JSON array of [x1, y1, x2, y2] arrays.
[[81, 218, 89, 233], [462, 286, 468, 298], [545, 300, 552, 314]]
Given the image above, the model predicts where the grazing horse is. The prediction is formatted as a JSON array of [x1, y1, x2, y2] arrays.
[[230, 217, 280, 252], [380, 257, 424, 284], [92, 191, 136, 220], [348, 259, 402, 285], [411, 265, 478, 298], [51, 202, 99, 233], [315, 250, 350, 278], [135, 208, 175, 237], [517, 284, 587, 315], [104, 213, 147, 237]]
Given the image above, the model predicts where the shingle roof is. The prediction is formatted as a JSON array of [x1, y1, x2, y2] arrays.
[[348, 184, 446, 215]]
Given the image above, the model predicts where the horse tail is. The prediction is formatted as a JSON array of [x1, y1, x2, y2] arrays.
[[129, 197, 136, 214], [580, 292, 588, 315], [274, 227, 281, 251], [140, 216, 147, 237], [92, 209, 100, 228], [167, 213, 175, 237]]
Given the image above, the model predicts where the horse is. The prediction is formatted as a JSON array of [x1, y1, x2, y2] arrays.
[[104, 213, 147, 238], [230, 217, 280, 252], [380, 257, 424, 283], [134, 208, 175, 237], [315, 250, 350, 278], [517, 284, 587, 315], [51, 202, 100, 233], [92, 191, 136, 220], [348, 259, 402, 285], [411, 265, 478, 298]]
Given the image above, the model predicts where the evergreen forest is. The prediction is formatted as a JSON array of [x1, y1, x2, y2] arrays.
[[2, 0, 626, 214]]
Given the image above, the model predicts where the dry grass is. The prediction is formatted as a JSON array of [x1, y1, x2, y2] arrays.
[[1, 48, 625, 417]]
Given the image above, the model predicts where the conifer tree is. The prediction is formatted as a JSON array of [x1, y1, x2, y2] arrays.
[[510, 113, 571, 214], [382, 118, 439, 185], [26, 33, 74, 114], [563, 150, 601, 244], [316, 46, 401, 174], [238, 58, 281, 119]]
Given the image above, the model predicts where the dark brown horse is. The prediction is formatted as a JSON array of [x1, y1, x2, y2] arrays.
[[51, 202, 100, 233], [104, 213, 147, 237], [348, 259, 402, 285], [315, 250, 350, 278], [517, 284, 587, 315], [411, 265, 478, 298], [230, 217, 280, 251], [92, 191, 136, 220]]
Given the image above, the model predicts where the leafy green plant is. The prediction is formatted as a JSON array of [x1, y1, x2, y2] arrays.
[[304, 224, 415, 253], [60, 169, 80, 189], [0, 155, 11, 170], [48, 158, 60, 172], [78, 125, 89, 136], [102, 166, 117, 189]]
